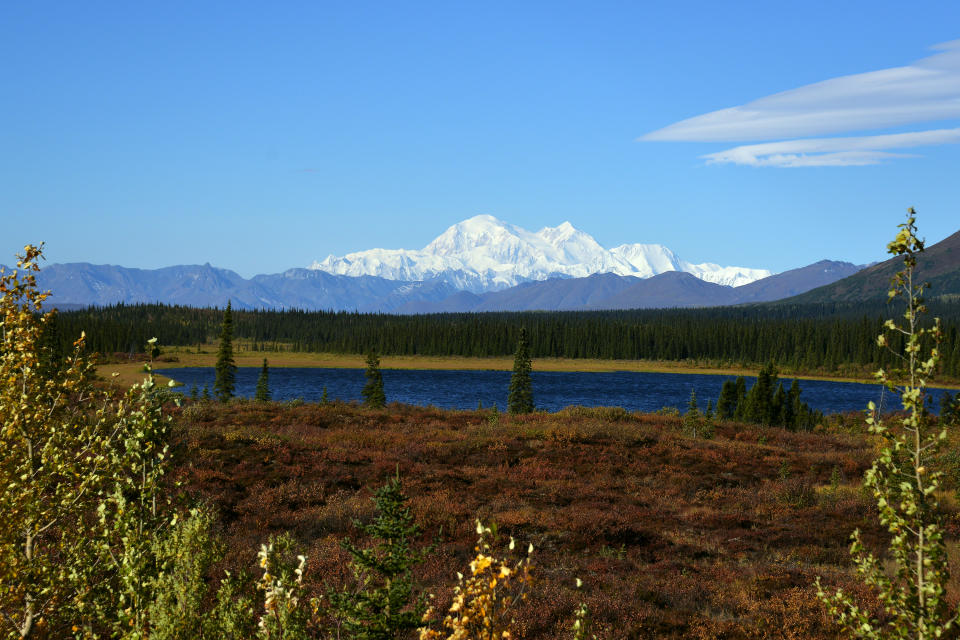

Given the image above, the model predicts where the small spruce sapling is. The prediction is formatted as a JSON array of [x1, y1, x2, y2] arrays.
[[683, 388, 713, 439], [489, 402, 501, 428], [827, 465, 842, 505], [332, 475, 427, 638]]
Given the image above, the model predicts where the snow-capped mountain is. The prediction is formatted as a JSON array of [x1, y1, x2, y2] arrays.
[[310, 215, 772, 292], [607, 243, 769, 286]]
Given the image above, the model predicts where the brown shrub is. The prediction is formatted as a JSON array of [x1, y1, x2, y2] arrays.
[[168, 401, 944, 639]]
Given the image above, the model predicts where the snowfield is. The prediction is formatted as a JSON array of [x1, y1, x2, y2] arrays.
[[309, 215, 772, 293]]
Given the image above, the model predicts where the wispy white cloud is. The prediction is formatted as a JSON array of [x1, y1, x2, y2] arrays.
[[703, 127, 960, 167], [642, 39, 960, 167]]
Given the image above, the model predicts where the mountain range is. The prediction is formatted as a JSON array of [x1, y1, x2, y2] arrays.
[[18, 258, 862, 314], [24, 214, 960, 312], [22, 263, 461, 313]]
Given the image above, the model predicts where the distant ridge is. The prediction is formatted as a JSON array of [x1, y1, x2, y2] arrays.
[[786, 229, 960, 303], [733, 260, 865, 303], [30, 263, 461, 313], [400, 259, 863, 312]]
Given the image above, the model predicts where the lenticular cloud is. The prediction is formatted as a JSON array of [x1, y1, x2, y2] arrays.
[[642, 40, 960, 167], [703, 127, 960, 168]]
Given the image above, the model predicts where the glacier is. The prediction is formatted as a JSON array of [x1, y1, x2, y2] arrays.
[[309, 215, 772, 293]]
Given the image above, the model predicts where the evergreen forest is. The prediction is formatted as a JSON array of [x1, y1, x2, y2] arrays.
[[49, 300, 960, 377]]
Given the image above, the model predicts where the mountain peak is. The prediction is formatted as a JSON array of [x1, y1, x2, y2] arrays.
[[464, 213, 505, 225], [310, 215, 773, 292], [537, 220, 581, 243], [441, 214, 512, 236], [425, 215, 520, 254]]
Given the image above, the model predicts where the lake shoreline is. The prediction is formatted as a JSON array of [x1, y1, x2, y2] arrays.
[[96, 346, 960, 390]]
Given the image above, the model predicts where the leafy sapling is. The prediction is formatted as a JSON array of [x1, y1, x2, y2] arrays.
[[817, 209, 957, 638]]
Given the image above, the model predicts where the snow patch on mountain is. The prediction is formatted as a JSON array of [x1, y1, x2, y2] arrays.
[[310, 215, 772, 292], [684, 262, 774, 288], [608, 243, 684, 277]]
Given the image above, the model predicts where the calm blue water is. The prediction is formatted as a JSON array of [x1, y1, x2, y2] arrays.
[[160, 367, 955, 415]]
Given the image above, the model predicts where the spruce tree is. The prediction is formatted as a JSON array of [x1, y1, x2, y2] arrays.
[[784, 379, 801, 429], [254, 358, 271, 402], [362, 350, 386, 409], [772, 383, 787, 427], [37, 309, 64, 378], [508, 327, 534, 414], [686, 388, 699, 414], [213, 301, 236, 403], [732, 376, 747, 420], [743, 362, 778, 425], [333, 476, 427, 638], [716, 380, 737, 419], [683, 387, 707, 438]]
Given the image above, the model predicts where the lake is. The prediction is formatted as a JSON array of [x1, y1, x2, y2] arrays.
[[159, 367, 955, 415]]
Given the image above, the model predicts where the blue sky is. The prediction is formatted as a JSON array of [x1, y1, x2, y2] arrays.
[[2, 1, 959, 277]]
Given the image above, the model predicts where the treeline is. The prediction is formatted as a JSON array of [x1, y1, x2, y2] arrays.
[[50, 300, 960, 376]]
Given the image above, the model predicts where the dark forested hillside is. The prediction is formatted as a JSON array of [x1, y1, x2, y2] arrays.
[[52, 300, 960, 377], [788, 229, 960, 303]]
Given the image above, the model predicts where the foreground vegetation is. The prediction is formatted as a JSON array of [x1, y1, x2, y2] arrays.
[[817, 211, 958, 637], [2, 248, 896, 638], [170, 397, 900, 638], [4, 212, 960, 637]]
